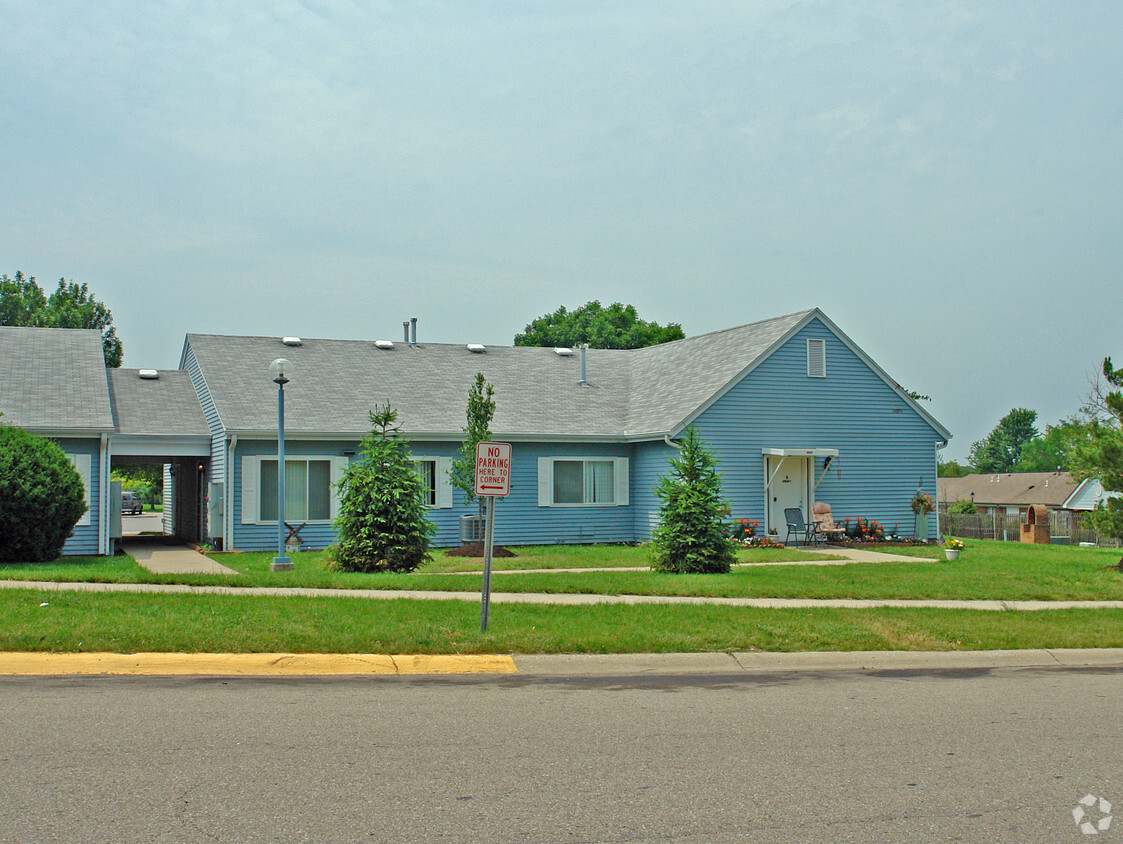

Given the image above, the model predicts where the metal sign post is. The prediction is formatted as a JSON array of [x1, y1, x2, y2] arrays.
[[475, 442, 511, 632]]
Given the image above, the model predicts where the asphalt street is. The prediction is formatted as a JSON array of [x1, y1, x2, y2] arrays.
[[1, 663, 1119, 842]]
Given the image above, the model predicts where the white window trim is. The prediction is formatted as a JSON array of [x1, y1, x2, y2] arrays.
[[241, 454, 347, 525], [66, 453, 93, 527], [537, 457, 629, 507], [412, 456, 453, 509], [807, 338, 826, 378]]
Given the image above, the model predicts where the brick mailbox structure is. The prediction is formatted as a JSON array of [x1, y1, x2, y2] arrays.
[[1020, 504, 1051, 544]]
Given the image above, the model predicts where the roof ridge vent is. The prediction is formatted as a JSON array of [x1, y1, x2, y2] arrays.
[[282, 336, 303, 347], [467, 343, 486, 354], [138, 369, 159, 380], [374, 340, 395, 350]]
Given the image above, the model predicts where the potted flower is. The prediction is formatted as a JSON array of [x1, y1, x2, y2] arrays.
[[911, 490, 935, 541], [943, 537, 964, 560]]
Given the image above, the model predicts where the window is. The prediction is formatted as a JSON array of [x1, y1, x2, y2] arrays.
[[807, 338, 826, 378], [538, 457, 628, 507], [412, 456, 453, 509], [65, 453, 92, 527], [259, 459, 331, 521], [241, 455, 347, 525]]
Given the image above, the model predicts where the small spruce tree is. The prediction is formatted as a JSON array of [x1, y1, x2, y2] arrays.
[[651, 426, 735, 574], [449, 372, 497, 521], [331, 403, 436, 573]]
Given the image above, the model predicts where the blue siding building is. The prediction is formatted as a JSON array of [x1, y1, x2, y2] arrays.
[[183, 309, 950, 551]]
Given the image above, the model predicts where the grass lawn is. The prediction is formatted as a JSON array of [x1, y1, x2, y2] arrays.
[[4, 587, 1123, 654], [1, 540, 1121, 602]]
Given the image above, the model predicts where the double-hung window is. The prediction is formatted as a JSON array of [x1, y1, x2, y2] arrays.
[[411, 456, 453, 509], [538, 457, 628, 507], [242, 455, 347, 524]]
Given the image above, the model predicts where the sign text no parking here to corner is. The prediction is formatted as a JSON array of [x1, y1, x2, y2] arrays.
[[475, 442, 511, 497]]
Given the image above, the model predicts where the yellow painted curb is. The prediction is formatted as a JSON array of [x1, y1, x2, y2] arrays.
[[0, 652, 518, 676]]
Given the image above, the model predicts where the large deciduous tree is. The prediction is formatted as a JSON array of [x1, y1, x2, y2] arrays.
[[514, 301, 684, 349], [0, 271, 123, 366], [968, 408, 1039, 473]]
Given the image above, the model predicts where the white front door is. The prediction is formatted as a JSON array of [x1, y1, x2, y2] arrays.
[[766, 456, 810, 536]]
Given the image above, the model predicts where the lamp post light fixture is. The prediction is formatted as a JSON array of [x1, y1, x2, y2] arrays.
[[270, 358, 294, 572]]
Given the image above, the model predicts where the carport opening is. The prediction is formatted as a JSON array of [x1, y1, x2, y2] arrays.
[[111, 456, 208, 544]]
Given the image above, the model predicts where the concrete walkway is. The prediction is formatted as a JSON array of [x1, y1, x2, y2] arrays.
[[123, 540, 238, 576], [4, 577, 1123, 611]]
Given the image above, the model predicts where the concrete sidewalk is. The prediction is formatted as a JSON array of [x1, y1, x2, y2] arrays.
[[4, 576, 1123, 611], [123, 540, 238, 576]]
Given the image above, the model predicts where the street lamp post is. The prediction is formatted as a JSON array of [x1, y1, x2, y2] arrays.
[[270, 358, 293, 572]]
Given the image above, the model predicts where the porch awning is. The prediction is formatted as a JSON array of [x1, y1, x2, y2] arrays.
[[761, 447, 839, 458]]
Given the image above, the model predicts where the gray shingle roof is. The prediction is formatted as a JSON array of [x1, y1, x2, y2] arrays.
[[107, 369, 210, 437], [185, 309, 820, 440], [0, 327, 114, 433], [938, 472, 1077, 508]]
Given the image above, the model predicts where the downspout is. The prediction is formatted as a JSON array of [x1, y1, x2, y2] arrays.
[[934, 439, 947, 540], [100, 433, 110, 556], [226, 434, 237, 552], [663, 434, 682, 451]]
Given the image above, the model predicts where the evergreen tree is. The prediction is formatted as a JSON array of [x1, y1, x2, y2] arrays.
[[1071, 357, 1123, 543], [331, 403, 435, 572], [651, 426, 735, 574], [449, 372, 496, 518]]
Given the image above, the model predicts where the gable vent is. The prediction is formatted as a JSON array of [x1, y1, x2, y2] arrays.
[[807, 339, 826, 378]]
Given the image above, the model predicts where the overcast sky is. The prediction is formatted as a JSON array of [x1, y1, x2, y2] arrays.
[[3, 1, 1120, 461]]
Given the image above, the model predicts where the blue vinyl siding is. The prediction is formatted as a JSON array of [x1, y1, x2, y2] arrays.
[[181, 343, 225, 541], [631, 440, 676, 541], [56, 437, 100, 556], [690, 318, 944, 539]]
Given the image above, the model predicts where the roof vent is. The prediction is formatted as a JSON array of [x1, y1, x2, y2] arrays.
[[374, 340, 395, 350], [282, 337, 302, 347], [467, 343, 486, 354], [554, 347, 574, 357], [138, 369, 159, 380]]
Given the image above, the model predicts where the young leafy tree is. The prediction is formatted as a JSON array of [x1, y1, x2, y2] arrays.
[[968, 408, 1039, 473], [514, 301, 685, 349], [0, 272, 123, 366], [651, 426, 735, 574], [1014, 417, 1091, 472], [0, 425, 87, 562], [449, 372, 496, 519], [331, 403, 435, 573], [1071, 357, 1123, 543]]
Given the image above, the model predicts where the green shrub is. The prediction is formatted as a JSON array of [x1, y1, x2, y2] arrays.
[[0, 426, 87, 562], [651, 426, 735, 574], [330, 404, 436, 573], [948, 498, 978, 515]]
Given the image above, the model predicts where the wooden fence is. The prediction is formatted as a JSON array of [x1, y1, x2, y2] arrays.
[[942, 511, 1120, 547]]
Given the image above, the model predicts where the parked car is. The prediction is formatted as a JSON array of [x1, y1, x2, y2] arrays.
[[121, 491, 143, 515]]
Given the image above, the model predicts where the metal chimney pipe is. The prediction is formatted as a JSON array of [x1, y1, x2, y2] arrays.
[[580, 344, 588, 386], [403, 321, 410, 343], [410, 317, 418, 348]]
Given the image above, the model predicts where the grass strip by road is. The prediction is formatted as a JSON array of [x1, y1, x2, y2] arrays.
[[5, 587, 1123, 654], [2, 541, 1121, 602]]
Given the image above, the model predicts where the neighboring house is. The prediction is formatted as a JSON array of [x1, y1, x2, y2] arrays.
[[938, 472, 1078, 518], [1062, 478, 1121, 512], [1, 326, 210, 555], [184, 308, 951, 552]]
